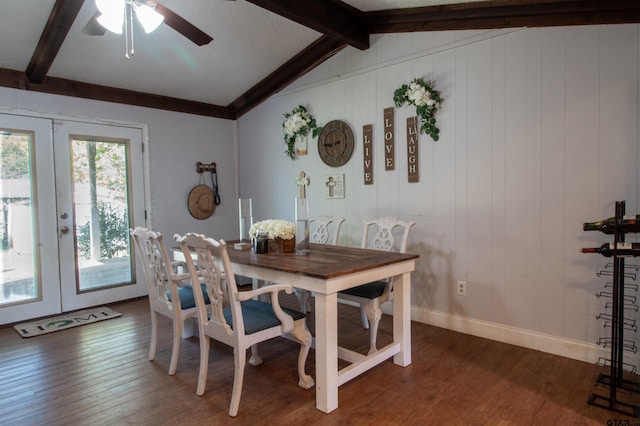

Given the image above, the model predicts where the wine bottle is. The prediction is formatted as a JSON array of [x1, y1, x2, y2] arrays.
[[581, 242, 640, 257], [583, 215, 640, 234]]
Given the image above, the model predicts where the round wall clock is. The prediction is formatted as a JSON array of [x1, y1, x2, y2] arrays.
[[318, 120, 354, 167]]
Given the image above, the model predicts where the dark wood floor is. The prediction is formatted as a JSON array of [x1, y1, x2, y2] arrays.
[[1, 296, 639, 425]]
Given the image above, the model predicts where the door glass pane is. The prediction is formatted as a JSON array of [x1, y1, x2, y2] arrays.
[[0, 129, 39, 305], [71, 137, 133, 291]]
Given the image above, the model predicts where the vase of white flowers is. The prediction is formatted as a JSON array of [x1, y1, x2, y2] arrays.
[[283, 105, 322, 160], [249, 219, 296, 253], [393, 78, 443, 141]]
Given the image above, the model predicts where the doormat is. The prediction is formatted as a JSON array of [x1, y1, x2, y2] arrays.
[[13, 306, 121, 338]]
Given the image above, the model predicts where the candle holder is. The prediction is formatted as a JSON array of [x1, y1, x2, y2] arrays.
[[235, 198, 252, 250], [295, 197, 310, 255]]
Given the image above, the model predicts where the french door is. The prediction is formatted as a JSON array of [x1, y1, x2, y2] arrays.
[[0, 114, 147, 324]]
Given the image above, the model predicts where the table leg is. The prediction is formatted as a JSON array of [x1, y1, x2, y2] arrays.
[[393, 272, 411, 366], [314, 292, 338, 413]]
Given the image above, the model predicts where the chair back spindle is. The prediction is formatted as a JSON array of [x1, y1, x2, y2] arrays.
[[178, 233, 242, 337], [310, 216, 345, 245]]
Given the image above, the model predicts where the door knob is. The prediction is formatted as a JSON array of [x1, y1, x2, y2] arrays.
[[60, 226, 69, 234]]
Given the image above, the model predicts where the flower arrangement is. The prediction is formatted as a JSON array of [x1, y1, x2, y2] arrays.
[[283, 105, 322, 160], [393, 78, 443, 141], [249, 219, 296, 240]]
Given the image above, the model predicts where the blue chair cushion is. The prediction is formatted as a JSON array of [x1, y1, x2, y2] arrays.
[[167, 283, 211, 309], [339, 280, 388, 299], [223, 299, 306, 335]]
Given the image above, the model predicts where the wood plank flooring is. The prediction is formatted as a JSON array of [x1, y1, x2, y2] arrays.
[[1, 296, 639, 425]]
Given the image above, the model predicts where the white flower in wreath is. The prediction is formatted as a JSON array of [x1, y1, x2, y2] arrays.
[[284, 112, 307, 136], [407, 82, 428, 105]]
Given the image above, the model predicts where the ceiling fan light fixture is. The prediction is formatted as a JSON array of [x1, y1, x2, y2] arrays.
[[91, 0, 209, 60], [95, 0, 125, 34], [134, 4, 164, 34], [96, 12, 124, 34]]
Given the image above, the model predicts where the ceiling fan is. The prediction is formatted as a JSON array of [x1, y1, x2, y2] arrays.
[[82, 0, 214, 58]]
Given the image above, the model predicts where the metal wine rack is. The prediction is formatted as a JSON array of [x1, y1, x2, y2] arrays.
[[588, 200, 640, 417]]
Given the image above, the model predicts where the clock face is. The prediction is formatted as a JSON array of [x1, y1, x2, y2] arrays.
[[318, 120, 355, 167]]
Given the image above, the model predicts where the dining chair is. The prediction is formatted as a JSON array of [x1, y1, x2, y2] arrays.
[[130, 227, 210, 375], [174, 232, 314, 417], [338, 217, 415, 354], [309, 215, 345, 245], [294, 215, 346, 312]]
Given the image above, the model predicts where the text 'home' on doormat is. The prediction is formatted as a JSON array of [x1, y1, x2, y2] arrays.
[[13, 306, 121, 337]]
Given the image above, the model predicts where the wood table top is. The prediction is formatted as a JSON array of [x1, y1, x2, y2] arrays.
[[225, 242, 419, 280]]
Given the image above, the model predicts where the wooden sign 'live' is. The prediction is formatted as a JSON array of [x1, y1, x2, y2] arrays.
[[363, 124, 373, 185]]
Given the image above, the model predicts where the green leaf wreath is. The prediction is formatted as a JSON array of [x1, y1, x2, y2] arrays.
[[282, 105, 322, 160], [393, 78, 443, 141]]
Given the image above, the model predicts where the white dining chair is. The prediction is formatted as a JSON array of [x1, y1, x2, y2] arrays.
[[338, 217, 414, 354], [130, 227, 210, 375], [175, 232, 314, 417], [295, 216, 346, 312], [309, 215, 345, 245]]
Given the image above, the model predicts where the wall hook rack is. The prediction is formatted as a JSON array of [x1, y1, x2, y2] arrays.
[[196, 162, 217, 174]]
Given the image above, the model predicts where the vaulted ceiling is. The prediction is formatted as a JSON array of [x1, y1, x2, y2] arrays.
[[1, 0, 639, 119]]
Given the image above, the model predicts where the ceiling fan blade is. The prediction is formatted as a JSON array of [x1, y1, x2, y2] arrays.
[[81, 11, 107, 36], [153, 2, 213, 46]]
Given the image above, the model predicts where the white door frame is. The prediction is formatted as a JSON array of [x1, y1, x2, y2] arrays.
[[55, 119, 148, 311], [0, 110, 151, 324]]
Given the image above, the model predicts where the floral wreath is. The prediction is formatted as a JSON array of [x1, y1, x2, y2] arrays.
[[393, 78, 443, 141], [283, 105, 322, 160]]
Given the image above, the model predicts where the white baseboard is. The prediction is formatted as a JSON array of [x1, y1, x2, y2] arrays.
[[341, 299, 637, 368], [399, 304, 638, 367]]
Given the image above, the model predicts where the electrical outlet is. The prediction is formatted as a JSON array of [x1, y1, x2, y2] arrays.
[[456, 280, 467, 296]]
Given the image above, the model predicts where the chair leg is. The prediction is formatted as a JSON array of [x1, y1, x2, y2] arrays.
[[148, 310, 159, 361], [290, 321, 315, 389], [248, 344, 263, 366], [196, 335, 210, 396], [168, 315, 183, 375], [229, 346, 247, 417], [363, 302, 382, 355]]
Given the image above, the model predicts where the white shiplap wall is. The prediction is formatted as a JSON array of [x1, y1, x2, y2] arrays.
[[238, 25, 640, 363], [2, 23, 635, 364]]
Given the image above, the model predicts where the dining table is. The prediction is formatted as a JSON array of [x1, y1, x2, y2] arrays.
[[225, 242, 419, 413]]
